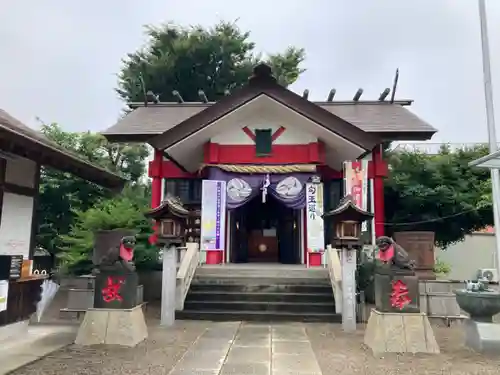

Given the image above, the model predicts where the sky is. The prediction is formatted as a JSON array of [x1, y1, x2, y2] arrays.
[[1, 0, 500, 144]]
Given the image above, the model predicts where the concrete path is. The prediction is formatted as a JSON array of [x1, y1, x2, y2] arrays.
[[0, 324, 77, 375], [169, 322, 322, 375]]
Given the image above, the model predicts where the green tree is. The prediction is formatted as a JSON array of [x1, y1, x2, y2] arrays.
[[37, 122, 149, 254], [117, 21, 306, 103], [384, 145, 493, 248], [58, 186, 158, 275]]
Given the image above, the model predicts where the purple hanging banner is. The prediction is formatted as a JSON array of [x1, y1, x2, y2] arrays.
[[215, 182, 222, 249], [200, 180, 227, 251]]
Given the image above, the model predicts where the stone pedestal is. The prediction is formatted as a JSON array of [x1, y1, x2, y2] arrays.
[[75, 305, 147, 347], [341, 248, 357, 332], [364, 309, 439, 355], [463, 320, 500, 353], [161, 245, 177, 326]]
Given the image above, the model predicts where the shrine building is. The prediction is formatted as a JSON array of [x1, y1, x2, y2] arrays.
[[103, 63, 437, 266]]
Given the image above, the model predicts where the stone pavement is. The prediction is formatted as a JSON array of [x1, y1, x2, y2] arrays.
[[169, 322, 321, 375], [0, 324, 76, 375]]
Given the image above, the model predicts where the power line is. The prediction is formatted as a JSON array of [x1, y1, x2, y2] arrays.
[[379, 205, 491, 227]]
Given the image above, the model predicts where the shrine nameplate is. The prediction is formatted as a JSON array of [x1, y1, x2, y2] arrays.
[[393, 231, 435, 270], [94, 271, 138, 309]]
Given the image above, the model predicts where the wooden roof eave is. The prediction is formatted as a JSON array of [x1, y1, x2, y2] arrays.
[[148, 64, 383, 153], [0, 129, 126, 190]]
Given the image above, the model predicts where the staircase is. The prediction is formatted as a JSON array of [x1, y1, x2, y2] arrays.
[[176, 265, 341, 322]]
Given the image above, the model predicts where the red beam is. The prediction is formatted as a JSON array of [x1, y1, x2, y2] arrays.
[[242, 126, 256, 141], [205, 143, 325, 164], [271, 126, 286, 141]]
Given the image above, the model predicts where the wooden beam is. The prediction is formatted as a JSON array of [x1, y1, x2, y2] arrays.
[[327, 89, 336, 102], [172, 90, 184, 103], [379, 88, 390, 101], [353, 88, 363, 101]]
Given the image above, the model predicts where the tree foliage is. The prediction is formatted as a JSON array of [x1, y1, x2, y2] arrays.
[[37, 122, 149, 254], [117, 21, 306, 103], [57, 186, 158, 275], [384, 145, 493, 248]]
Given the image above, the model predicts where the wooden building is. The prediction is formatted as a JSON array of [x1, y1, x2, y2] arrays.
[[103, 63, 437, 267], [0, 109, 125, 334]]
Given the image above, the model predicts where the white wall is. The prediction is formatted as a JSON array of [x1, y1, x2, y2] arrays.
[[0, 192, 34, 258], [435, 233, 497, 280], [211, 123, 317, 145]]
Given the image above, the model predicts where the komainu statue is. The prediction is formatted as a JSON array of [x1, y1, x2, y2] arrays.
[[92, 230, 137, 274], [375, 236, 415, 271]]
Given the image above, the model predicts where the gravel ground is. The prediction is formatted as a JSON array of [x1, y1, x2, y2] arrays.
[[9, 291, 500, 374], [306, 323, 500, 375], [11, 319, 209, 375]]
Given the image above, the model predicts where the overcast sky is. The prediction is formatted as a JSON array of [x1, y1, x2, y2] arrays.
[[1, 0, 500, 144]]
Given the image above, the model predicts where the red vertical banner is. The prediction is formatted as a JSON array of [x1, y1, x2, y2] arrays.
[[343, 160, 369, 232], [343, 160, 368, 209]]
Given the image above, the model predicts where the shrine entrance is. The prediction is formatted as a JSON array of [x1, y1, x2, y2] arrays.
[[230, 195, 300, 264]]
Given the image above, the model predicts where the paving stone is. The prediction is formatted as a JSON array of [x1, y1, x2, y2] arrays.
[[169, 370, 219, 375], [190, 338, 233, 351], [272, 327, 308, 342], [180, 349, 228, 363], [272, 353, 321, 374], [233, 336, 271, 347], [202, 328, 238, 340], [272, 340, 314, 355], [220, 362, 270, 375], [225, 346, 270, 364]]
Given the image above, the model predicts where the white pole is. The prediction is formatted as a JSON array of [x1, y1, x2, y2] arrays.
[[479, 0, 500, 275]]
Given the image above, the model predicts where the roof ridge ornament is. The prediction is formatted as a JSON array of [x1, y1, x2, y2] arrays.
[[249, 63, 276, 85]]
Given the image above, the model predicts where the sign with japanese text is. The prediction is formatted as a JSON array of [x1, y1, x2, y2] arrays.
[[201, 180, 227, 252], [306, 183, 325, 253], [93, 272, 138, 309], [0, 280, 8, 312], [390, 279, 412, 310], [343, 160, 369, 231]]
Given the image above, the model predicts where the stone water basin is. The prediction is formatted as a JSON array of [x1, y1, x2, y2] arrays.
[[454, 289, 500, 322]]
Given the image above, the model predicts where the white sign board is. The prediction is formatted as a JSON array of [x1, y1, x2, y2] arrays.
[[200, 180, 227, 252], [0, 280, 9, 312], [0, 193, 33, 258], [306, 183, 325, 253]]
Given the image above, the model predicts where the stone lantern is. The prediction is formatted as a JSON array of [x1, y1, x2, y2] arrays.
[[322, 195, 373, 333], [145, 195, 189, 247], [144, 195, 190, 327], [323, 195, 373, 250]]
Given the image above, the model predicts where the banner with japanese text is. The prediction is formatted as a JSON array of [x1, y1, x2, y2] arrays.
[[200, 180, 227, 252], [306, 183, 325, 253], [343, 160, 369, 231]]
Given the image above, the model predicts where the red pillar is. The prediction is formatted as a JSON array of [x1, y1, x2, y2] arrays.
[[372, 145, 386, 237], [148, 149, 163, 245], [150, 149, 163, 208]]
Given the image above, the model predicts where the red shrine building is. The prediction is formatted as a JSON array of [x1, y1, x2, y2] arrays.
[[103, 63, 437, 267]]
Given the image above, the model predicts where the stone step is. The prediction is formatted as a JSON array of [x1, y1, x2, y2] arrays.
[[190, 283, 332, 294], [185, 291, 333, 303], [192, 276, 330, 286], [175, 309, 342, 323], [196, 266, 328, 279], [184, 300, 336, 314]]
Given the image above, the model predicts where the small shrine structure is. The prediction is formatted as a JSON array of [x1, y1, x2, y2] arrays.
[[102, 63, 438, 267]]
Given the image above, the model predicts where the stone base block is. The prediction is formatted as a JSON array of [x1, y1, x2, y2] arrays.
[[464, 319, 500, 353], [75, 305, 147, 347], [364, 309, 439, 355]]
